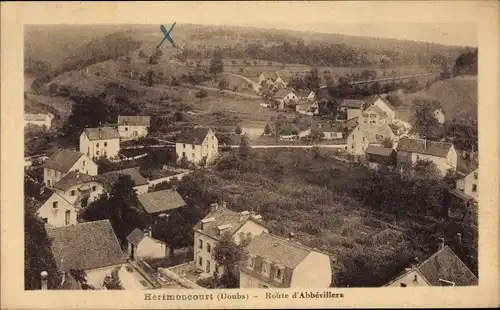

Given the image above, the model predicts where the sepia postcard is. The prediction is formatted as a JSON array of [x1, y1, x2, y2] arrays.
[[1, 1, 499, 309]]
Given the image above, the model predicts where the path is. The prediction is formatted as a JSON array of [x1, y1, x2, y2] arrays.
[[181, 83, 262, 99], [223, 72, 261, 93], [319, 73, 435, 88]]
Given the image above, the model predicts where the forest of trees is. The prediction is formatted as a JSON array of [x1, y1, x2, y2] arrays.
[[453, 48, 478, 76]]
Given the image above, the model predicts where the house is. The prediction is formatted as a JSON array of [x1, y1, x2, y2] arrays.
[[258, 73, 267, 85], [359, 105, 389, 125], [239, 232, 332, 288], [274, 89, 299, 104], [456, 169, 478, 201], [46, 219, 127, 289], [80, 127, 120, 160], [137, 189, 186, 220], [37, 192, 78, 227], [339, 99, 365, 120], [41, 149, 98, 187], [396, 137, 457, 176], [127, 228, 169, 261], [274, 76, 287, 89], [433, 108, 446, 124], [25, 113, 54, 129], [192, 202, 268, 276], [364, 146, 397, 170], [346, 124, 396, 158], [98, 167, 150, 195], [367, 95, 396, 120], [384, 240, 478, 287], [117, 116, 151, 139], [295, 90, 315, 102], [312, 119, 344, 140], [175, 127, 218, 165], [50, 171, 106, 209]]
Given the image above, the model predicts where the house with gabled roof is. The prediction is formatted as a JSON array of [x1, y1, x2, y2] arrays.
[[98, 167, 150, 195], [80, 127, 120, 160], [37, 191, 78, 227], [41, 149, 98, 187], [359, 105, 390, 125], [126, 228, 169, 261], [347, 123, 396, 159], [192, 202, 268, 276], [46, 219, 128, 289], [50, 171, 106, 209], [118, 115, 151, 140], [25, 113, 54, 129], [239, 232, 332, 288], [384, 240, 478, 287], [339, 99, 366, 120], [137, 189, 186, 221], [175, 127, 218, 165], [455, 168, 479, 201], [396, 137, 457, 176], [311, 119, 344, 140], [364, 146, 397, 170], [367, 95, 396, 120]]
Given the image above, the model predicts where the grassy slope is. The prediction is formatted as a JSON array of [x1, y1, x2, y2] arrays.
[[397, 75, 477, 123]]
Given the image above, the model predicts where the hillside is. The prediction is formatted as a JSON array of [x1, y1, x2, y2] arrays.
[[397, 75, 477, 123]]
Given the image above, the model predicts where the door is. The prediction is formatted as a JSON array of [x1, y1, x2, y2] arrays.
[[65, 210, 71, 225]]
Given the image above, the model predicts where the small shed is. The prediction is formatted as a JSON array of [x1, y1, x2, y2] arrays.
[[364, 146, 397, 169]]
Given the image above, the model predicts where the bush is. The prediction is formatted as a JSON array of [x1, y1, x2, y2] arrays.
[[301, 221, 321, 235]]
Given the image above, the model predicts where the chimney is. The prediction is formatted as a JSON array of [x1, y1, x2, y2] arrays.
[[456, 233, 462, 245], [41, 271, 48, 290], [438, 237, 445, 250]]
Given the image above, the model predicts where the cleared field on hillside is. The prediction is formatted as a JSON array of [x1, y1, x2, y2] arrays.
[[398, 75, 477, 123]]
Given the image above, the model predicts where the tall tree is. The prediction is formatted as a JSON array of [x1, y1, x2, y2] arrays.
[[80, 175, 148, 246], [212, 232, 245, 288], [209, 50, 224, 77], [62, 95, 109, 144], [412, 100, 441, 139], [103, 267, 124, 290], [238, 135, 252, 159], [25, 198, 60, 290]]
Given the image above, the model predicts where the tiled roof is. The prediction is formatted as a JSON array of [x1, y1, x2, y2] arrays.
[[41, 149, 83, 173], [245, 233, 314, 269], [396, 137, 453, 158], [340, 99, 365, 109], [126, 228, 146, 247], [353, 124, 395, 143], [343, 117, 359, 128], [98, 167, 149, 190], [84, 127, 120, 141], [138, 189, 186, 214], [176, 127, 210, 145], [52, 171, 99, 191], [364, 105, 388, 117], [386, 246, 478, 286], [193, 206, 265, 240], [118, 116, 151, 126], [295, 90, 312, 98], [46, 219, 126, 272], [365, 146, 395, 157]]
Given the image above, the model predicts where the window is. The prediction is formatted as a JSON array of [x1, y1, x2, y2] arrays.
[[96, 150, 100, 156], [472, 184, 477, 192], [416, 155, 420, 160], [70, 190, 76, 196], [248, 256, 255, 269], [207, 243, 211, 253], [206, 260, 211, 273], [400, 283, 407, 287], [82, 160, 85, 167], [192, 153, 195, 158], [362, 137, 365, 142], [199, 239, 203, 249], [261, 262, 270, 276], [104, 142, 107, 147], [275, 268, 283, 281], [199, 257, 203, 266], [183, 144, 186, 149], [474, 172, 478, 180], [96, 143, 100, 147], [261, 284, 268, 288], [247, 277, 252, 287], [125, 127, 128, 131], [52, 201, 58, 208], [65, 210, 71, 226], [192, 145, 195, 150], [92, 186, 97, 192], [47, 180, 51, 186], [42, 218, 48, 223]]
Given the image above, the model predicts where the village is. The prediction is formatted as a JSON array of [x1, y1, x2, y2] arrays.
[[23, 24, 479, 291]]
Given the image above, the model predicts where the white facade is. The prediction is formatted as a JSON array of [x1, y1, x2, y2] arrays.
[[118, 125, 148, 140], [359, 106, 388, 125], [456, 169, 478, 201], [134, 184, 150, 196], [373, 98, 396, 119], [25, 114, 53, 129], [347, 125, 395, 156], [289, 252, 332, 287], [323, 132, 343, 140], [53, 180, 106, 209], [37, 193, 78, 227], [175, 129, 218, 165], [43, 154, 97, 187], [411, 146, 458, 176], [79, 132, 120, 159], [86, 265, 124, 289], [434, 109, 446, 124], [194, 220, 268, 277], [128, 235, 169, 261], [346, 108, 362, 121], [240, 273, 276, 288]]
